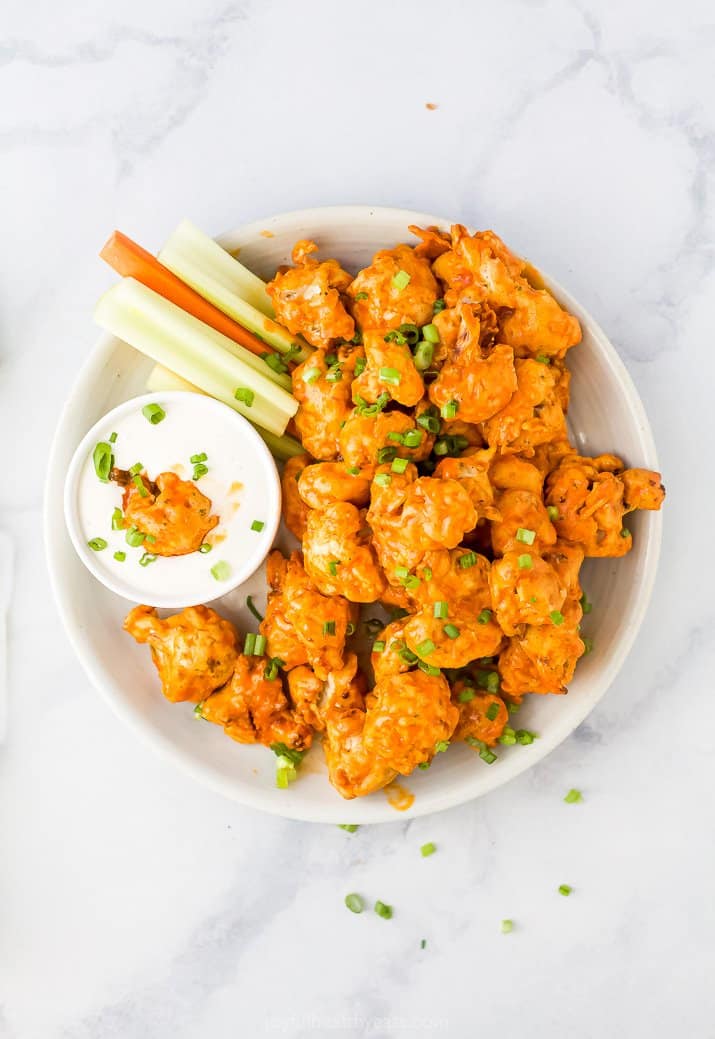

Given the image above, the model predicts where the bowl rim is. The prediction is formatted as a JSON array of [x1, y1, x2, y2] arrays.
[[44, 205, 662, 823], [62, 389, 281, 609]]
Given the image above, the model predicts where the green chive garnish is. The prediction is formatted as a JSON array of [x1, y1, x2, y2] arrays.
[[243, 633, 256, 655], [620, 528, 631, 538], [109, 431, 118, 444], [547, 505, 559, 520], [433, 601, 448, 619], [125, 526, 145, 548], [304, 368, 321, 384], [339, 823, 359, 832], [558, 884, 572, 896], [477, 609, 492, 624], [458, 552, 477, 569], [128, 462, 143, 477], [516, 729, 536, 744], [92, 441, 113, 483], [190, 452, 207, 464], [433, 299, 446, 312], [211, 560, 231, 582], [443, 624, 460, 639], [345, 893, 364, 914], [501, 919, 513, 934], [402, 429, 423, 448], [192, 463, 208, 480], [87, 537, 107, 551], [250, 520, 265, 533], [550, 610, 564, 625], [391, 456, 408, 474], [246, 595, 264, 623], [113, 550, 126, 562], [199, 543, 212, 554], [516, 527, 536, 545], [142, 403, 166, 424], [379, 366, 402, 386], [374, 900, 393, 919], [441, 400, 458, 419], [420, 842, 437, 857], [372, 640, 385, 653], [517, 554, 532, 569], [485, 702, 500, 721], [564, 788, 583, 804], [416, 639, 435, 657], [138, 553, 157, 567], [323, 620, 336, 636], [392, 269, 410, 291], [355, 291, 368, 301], [413, 341, 434, 371], [374, 473, 391, 488], [458, 687, 475, 703], [377, 446, 397, 464], [328, 560, 339, 576], [111, 508, 123, 530], [421, 323, 440, 343]]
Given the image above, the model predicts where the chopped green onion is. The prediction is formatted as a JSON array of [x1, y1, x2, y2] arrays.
[[418, 761, 430, 769], [251, 520, 265, 533], [253, 634, 267, 656], [246, 595, 264, 623], [516, 527, 536, 545], [125, 526, 145, 548], [516, 729, 537, 745], [391, 456, 409, 474], [325, 364, 343, 383], [620, 528, 631, 538], [92, 441, 114, 482], [355, 291, 368, 301], [418, 661, 441, 676], [304, 368, 321, 384], [501, 919, 513, 934], [87, 537, 107, 552], [416, 408, 441, 434], [547, 505, 559, 521], [379, 366, 402, 386], [111, 508, 123, 530], [339, 823, 359, 832], [113, 550, 126, 562], [211, 560, 231, 582], [441, 400, 459, 419], [324, 353, 338, 366], [374, 472, 392, 488], [458, 552, 477, 569], [477, 609, 492, 624], [458, 687, 475, 703], [398, 647, 419, 665], [387, 431, 405, 444], [422, 566, 432, 580], [144, 534, 156, 544], [421, 938, 427, 948], [416, 639, 436, 657], [192, 463, 208, 480], [413, 340, 434, 371], [377, 446, 397, 464], [564, 788, 583, 804], [372, 640, 386, 653], [346, 466, 361, 475], [234, 386, 255, 406], [392, 269, 411, 291], [477, 670, 500, 695], [550, 610, 564, 626], [193, 703, 204, 719], [580, 593, 593, 614], [485, 702, 500, 721], [402, 429, 423, 448], [243, 633, 256, 655], [374, 900, 393, 919], [421, 323, 440, 344], [108, 431, 118, 444], [323, 620, 336, 637], [131, 474, 149, 497], [433, 601, 449, 619], [433, 299, 446, 313], [263, 657, 284, 681], [142, 402, 166, 424], [499, 727, 517, 746], [128, 462, 143, 477], [394, 565, 409, 580], [351, 330, 363, 345], [346, 622, 356, 636], [139, 552, 157, 567], [199, 543, 212, 554], [443, 624, 460, 640], [582, 636, 594, 654], [398, 323, 420, 345], [535, 354, 551, 364], [354, 356, 366, 377], [558, 884, 573, 896], [345, 893, 364, 913], [328, 560, 340, 576], [517, 554, 532, 569], [420, 842, 437, 857], [384, 329, 407, 345], [190, 452, 207, 464], [262, 351, 288, 375], [480, 746, 497, 764]]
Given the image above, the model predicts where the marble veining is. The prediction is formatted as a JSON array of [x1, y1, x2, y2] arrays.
[[2, 1, 713, 1036]]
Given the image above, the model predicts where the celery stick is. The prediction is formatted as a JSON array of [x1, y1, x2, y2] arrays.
[[159, 226, 312, 362], [95, 279, 297, 437], [165, 220, 275, 316], [145, 363, 304, 460]]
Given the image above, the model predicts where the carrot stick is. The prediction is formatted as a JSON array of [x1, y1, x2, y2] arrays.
[[99, 231, 278, 361]]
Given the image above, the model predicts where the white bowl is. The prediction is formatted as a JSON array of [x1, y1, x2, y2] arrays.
[[45, 206, 662, 823], [63, 391, 281, 609]]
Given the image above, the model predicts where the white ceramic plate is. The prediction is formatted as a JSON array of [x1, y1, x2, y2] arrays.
[[45, 206, 662, 823]]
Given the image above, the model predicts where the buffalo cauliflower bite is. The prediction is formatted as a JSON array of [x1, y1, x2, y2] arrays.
[[490, 488, 557, 555], [199, 654, 312, 750], [338, 409, 433, 476], [489, 551, 567, 637], [298, 461, 371, 510], [403, 604, 503, 669], [481, 358, 567, 455], [303, 502, 387, 603], [323, 663, 459, 799], [434, 447, 500, 520], [347, 243, 439, 330], [351, 330, 425, 408], [499, 624, 585, 697], [281, 454, 312, 540], [119, 470, 218, 556], [266, 239, 354, 348], [292, 347, 360, 461], [451, 683, 509, 747], [124, 605, 237, 704]]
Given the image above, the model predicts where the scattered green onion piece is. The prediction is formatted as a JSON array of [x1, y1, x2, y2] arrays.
[[433, 601, 449, 619], [251, 520, 265, 533], [478, 609, 492, 624], [211, 560, 231, 582], [128, 462, 143, 477], [323, 620, 336, 637], [518, 554, 533, 569], [372, 640, 385, 653], [339, 823, 359, 832], [418, 661, 441, 676], [325, 365, 343, 383], [501, 919, 513, 934], [413, 341, 434, 371], [398, 647, 418, 665], [421, 938, 427, 949], [87, 537, 107, 552], [131, 474, 149, 498], [243, 633, 256, 655], [145, 534, 156, 544], [113, 551, 126, 562], [92, 441, 114, 483], [516, 729, 536, 745], [433, 299, 446, 313], [416, 409, 441, 434], [516, 527, 536, 545], [581, 636, 594, 655], [564, 788, 583, 804], [346, 466, 361, 476], [374, 472, 392, 488], [139, 553, 157, 567], [374, 900, 393, 919], [379, 366, 402, 386], [459, 552, 477, 569], [499, 727, 517, 746], [142, 403, 166, 424], [377, 446, 397, 464], [190, 452, 207, 464], [391, 457, 409, 474], [192, 463, 208, 480], [402, 429, 423, 448], [443, 624, 460, 640], [246, 595, 264, 623], [354, 356, 366, 377], [392, 269, 411, 291], [111, 508, 123, 530], [234, 387, 255, 407], [458, 687, 475, 703], [421, 323, 440, 344], [304, 368, 321, 384], [125, 526, 145, 548], [620, 528, 631, 538], [253, 634, 267, 657], [345, 893, 364, 913], [355, 291, 368, 301], [193, 703, 204, 719], [547, 505, 559, 521], [477, 670, 500, 695], [383, 329, 407, 345], [480, 746, 497, 764], [108, 431, 118, 444], [420, 842, 437, 857], [558, 884, 572, 896], [416, 639, 436, 657], [346, 622, 356, 636], [435, 740, 450, 753], [580, 593, 593, 614], [418, 761, 430, 769], [485, 702, 500, 721], [387, 432, 405, 445], [398, 323, 420, 345], [328, 560, 340, 576], [550, 610, 564, 626], [441, 400, 459, 420], [263, 657, 284, 681], [535, 354, 551, 364], [199, 543, 212, 554], [263, 352, 288, 375], [422, 566, 432, 581], [351, 330, 363, 345]]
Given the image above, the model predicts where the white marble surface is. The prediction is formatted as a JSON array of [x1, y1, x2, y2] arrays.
[[1, 1, 713, 1036]]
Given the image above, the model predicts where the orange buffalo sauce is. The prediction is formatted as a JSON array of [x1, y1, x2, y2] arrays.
[[385, 782, 415, 812]]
